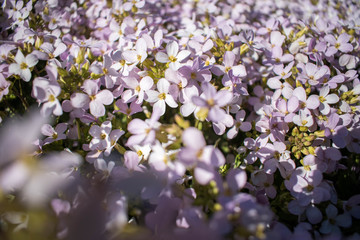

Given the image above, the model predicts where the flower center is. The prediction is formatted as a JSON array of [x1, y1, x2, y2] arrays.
[[158, 93, 166, 100], [169, 55, 177, 62], [100, 133, 107, 140], [135, 85, 141, 92], [196, 148, 204, 159], [48, 94, 56, 102], [319, 96, 326, 102], [207, 98, 215, 107], [20, 62, 28, 69]]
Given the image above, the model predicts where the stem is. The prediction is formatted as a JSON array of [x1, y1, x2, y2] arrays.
[[12, 80, 29, 110]]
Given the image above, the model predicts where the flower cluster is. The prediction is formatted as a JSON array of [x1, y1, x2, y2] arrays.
[[0, 0, 360, 239]]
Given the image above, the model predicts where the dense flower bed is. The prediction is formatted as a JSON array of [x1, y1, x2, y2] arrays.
[[0, 0, 360, 239]]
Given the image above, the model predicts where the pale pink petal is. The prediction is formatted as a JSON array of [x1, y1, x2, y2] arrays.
[[267, 77, 282, 89], [183, 127, 206, 148], [127, 119, 147, 134], [90, 100, 105, 117], [165, 94, 178, 108], [293, 87, 307, 102], [176, 50, 191, 62], [194, 164, 214, 185], [136, 38, 147, 54], [314, 66, 328, 80], [227, 169, 247, 192], [232, 64, 247, 77], [319, 86, 330, 97], [306, 95, 320, 109], [153, 100, 166, 116], [339, 43, 353, 53], [157, 78, 170, 93], [223, 51, 235, 67], [324, 34, 336, 45], [239, 122, 252, 132], [8, 63, 20, 75], [122, 50, 138, 63], [96, 90, 113, 105], [305, 63, 317, 76], [155, 52, 169, 63], [41, 124, 55, 136], [15, 50, 25, 64], [214, 90, 232, 107], [166, 41, 179, 57], [20, 69, 32, 82], [325, 94, 339, 104], [140, 76, 153, 90], [146, 90, 159, 103], [25, 54, 38, 67]]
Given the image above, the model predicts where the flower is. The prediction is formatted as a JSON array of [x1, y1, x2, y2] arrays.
[[9, 50, 38, 82], [155, 41, 191, 70], [126, 107, 161, 147], [325, 33, 353, 56], [146, 78, 178, 116], [41, 123, 67, 145], [192, 82, 233, 123], [178, 128, 225, 183], [70, 80, 113, 118]]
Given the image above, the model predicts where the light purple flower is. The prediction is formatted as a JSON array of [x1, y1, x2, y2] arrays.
[[297, 62, 329, 86], [192, 82, 233, 123], [178, 127, 225, 185], [227, 110, 251, 139], [89, 121, 112, 151], [318, 86, 339, 115], [325, 33, 353, 56], [126, 107, 161, 147], [70, 80, 113, 118], [41, 123, 67, 145]]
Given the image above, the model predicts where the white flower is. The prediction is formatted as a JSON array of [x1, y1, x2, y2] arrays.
[[9, 50, 38, 82], [155, 41, 191, 70], [146, 78, 178, 116]]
